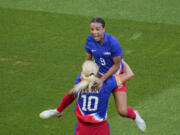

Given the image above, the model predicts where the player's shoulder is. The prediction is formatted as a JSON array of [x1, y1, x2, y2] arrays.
[[103, 76, 116, 87], [105, 33, 117, 41], [101, 76, 117, 92], [86, 35, 94, 42], [75, 73, 81, 85], [106, 76, 115, 82], [85, 35, 95, 47], [105, 33, 120, 46]]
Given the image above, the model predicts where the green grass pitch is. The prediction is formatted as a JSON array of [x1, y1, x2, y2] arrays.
[[0, 0, 180, 135]]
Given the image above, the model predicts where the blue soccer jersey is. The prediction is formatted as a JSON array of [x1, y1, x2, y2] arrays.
[[74, 75, 117, 123], [85, 33, 123, 75]]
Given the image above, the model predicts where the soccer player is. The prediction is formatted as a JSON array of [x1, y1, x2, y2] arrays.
[[40, 61, 146, 135], [84, 17, 145, 131]]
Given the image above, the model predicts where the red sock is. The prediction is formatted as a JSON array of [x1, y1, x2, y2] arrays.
[[125, 106, 136, 120], [56, 92, 75, 112]]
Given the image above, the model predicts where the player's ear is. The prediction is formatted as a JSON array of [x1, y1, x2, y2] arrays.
[[103, 27, 105, 32]]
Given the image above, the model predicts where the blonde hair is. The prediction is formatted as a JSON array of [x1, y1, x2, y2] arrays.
[[73, 60, 101, 93]]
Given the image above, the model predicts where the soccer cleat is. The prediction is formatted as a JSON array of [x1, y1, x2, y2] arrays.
[[40, 109, 62, 119], [134, 111, 146, 132]]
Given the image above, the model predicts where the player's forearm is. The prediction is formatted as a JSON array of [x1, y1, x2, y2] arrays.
[[119, 72, 134, 83], [119, 61, 134, 83], [102, 64, 120, 82], [101, 56, 121, 82]]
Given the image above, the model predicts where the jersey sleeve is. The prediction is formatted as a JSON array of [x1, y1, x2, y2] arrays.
[[75, 73, 81, 85], [111, 37, 123, 58], [85, 35, 92, 54], [74, 74, 81, 97]]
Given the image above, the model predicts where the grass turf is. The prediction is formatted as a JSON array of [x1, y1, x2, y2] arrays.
[[0, 4, 180, 135], [0, 0, 180, 25]]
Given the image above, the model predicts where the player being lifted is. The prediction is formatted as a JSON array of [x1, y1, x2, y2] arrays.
[[83, 17, 146, 131]]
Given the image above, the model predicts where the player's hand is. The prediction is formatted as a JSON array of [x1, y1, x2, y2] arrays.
[[100, 76, 106, 83], [40, 109, 63, 119], [97, 79, 103, 89]]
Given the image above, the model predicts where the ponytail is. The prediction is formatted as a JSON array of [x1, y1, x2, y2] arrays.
[[73, 61, 101, 93]]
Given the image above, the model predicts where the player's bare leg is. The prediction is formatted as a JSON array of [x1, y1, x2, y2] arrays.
[[113, 91, 146, 132]]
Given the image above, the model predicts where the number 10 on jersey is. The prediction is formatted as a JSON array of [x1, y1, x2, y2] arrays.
[[81, 95, 99, 111]]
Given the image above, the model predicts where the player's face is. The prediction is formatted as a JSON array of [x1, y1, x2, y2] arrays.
[[90, 22, 105, 44]]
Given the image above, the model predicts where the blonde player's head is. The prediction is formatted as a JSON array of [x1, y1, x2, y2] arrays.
[[74, 60, 101, 93]]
